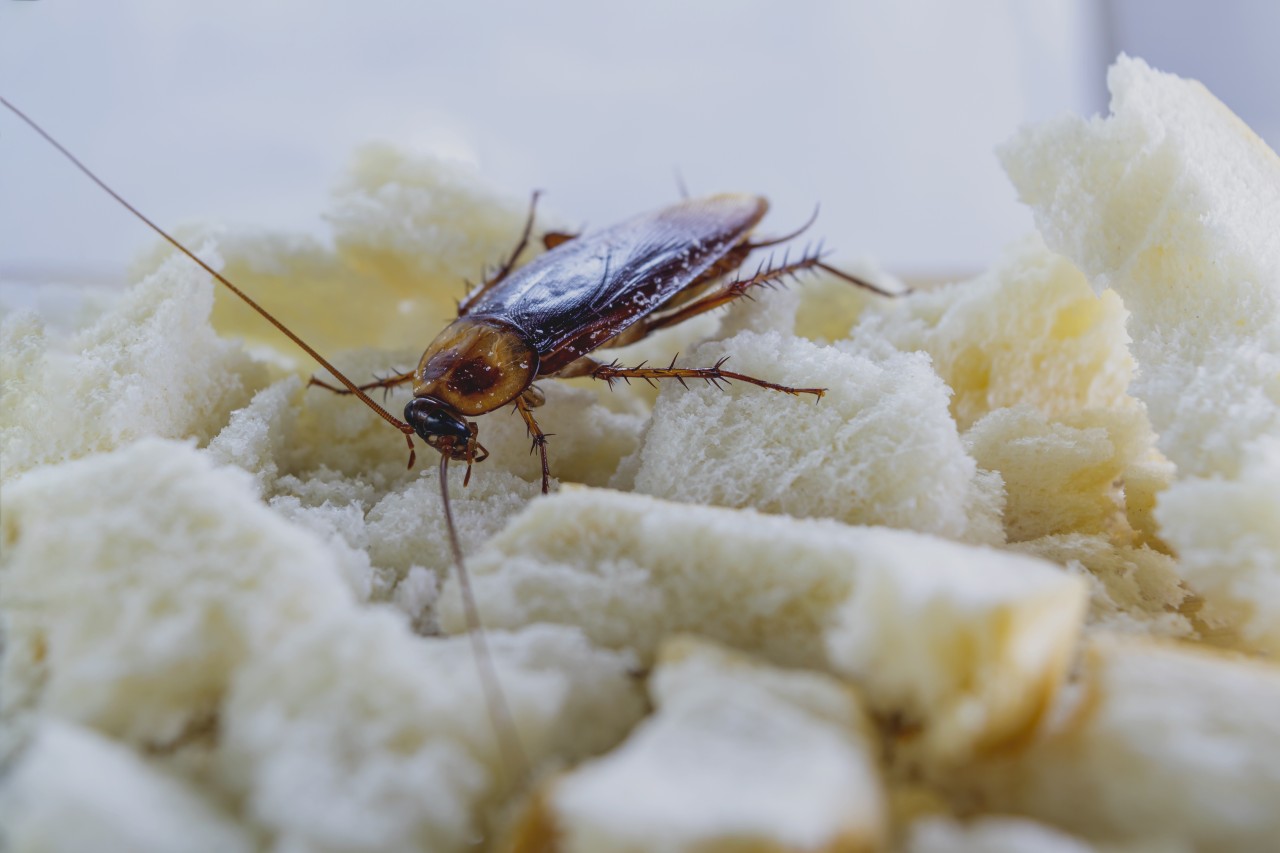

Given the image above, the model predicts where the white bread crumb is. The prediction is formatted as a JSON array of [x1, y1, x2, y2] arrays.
[[964, 404, 1154, 542], [1010, 534, 1193, 640], [0, 722, 254, 853], [906, 816, 1096, 853], [1154, 437, 1280, 652], [0, 254, 262, 481], [621, 329, 1005, 545], [0, 439, 353, 749], [942, 634, 1280, 851], [999, 55, 1280, 652], [221, 617, 645, 852], [853, 237, 1134, 431], [210, 145, 554, 359], [825, 527, 1086, 761], [542, 637, 886, 852], [440, 486, 1084, 763]]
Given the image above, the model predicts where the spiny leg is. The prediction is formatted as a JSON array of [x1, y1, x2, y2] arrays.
[[459, 190, 543, 316], [588, 354, 825, 399], [514, 389, 553, 494], [613, 247, 831, 342], [542, 230, 577, 251], [308, 369, 416, 400]]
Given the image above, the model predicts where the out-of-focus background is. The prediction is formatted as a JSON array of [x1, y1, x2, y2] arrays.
[[1, 0, 1277, 291]]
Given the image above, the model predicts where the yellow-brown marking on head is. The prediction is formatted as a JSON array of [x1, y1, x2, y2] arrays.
[[414, 318, 539, 416]]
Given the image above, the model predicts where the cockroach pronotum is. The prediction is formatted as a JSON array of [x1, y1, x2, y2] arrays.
[[3, 96, 898, 789]]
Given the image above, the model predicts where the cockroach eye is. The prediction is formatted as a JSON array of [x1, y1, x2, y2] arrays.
[[404, 397, 471, 445]]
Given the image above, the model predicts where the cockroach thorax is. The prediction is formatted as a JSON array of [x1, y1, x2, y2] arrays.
[[413, 317, 539, 416]]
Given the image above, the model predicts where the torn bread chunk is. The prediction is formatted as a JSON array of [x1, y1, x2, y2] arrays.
[[1000, 55, 1280, 651], [0, 722, 254, 853], [220, 618, 646, 853], [942, 635, 1280, 852], [526, 637, 885, 853], [0, 438, 353, 751], [852, 237, 1134, 431], [905, 816, 1100, 853], [1153, 436, 1280, 652], [619, 329, 1005, 546], [439, 487, 1085, 761], [0, 254, 262, 481], [964, 404, 1154, 542], [1010, 534, 1193, 640], [210, 145, 554, 358], [824, 529, 1086, 762]]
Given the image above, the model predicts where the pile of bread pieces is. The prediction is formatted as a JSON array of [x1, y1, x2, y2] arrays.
[[2, 56, 1277, 852]]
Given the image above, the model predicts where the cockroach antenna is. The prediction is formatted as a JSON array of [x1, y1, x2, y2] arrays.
[[0, 95, 421, 466], [1, 93, 529, 782], [439, 456, 528, 782]]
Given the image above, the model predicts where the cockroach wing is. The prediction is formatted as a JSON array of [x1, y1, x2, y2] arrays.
[[464, 193, 767, 374]]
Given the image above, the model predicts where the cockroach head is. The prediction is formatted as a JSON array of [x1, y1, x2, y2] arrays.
[[405, 396, 484, 462]]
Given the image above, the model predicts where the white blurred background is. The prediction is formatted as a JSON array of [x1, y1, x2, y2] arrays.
[[1, 0, 1277, 291]]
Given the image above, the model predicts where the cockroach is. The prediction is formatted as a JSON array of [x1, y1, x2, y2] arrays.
[[4, 96, 896, 789]]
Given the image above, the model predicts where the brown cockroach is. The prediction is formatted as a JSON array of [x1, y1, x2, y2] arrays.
[[4, 95, 895, 786]]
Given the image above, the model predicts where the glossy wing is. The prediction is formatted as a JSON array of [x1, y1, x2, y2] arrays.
[[464, 194, 767, 373]]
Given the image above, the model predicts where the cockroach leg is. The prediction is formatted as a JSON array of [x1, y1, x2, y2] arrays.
[[589, 355, 826, 399], [458, 190, 543, 315], [308, 369, 416, 396], [541, 230, 578, 251], [815, 261, 906, 296], [514, 392, 553, 494], [618, 247, 832, 338]]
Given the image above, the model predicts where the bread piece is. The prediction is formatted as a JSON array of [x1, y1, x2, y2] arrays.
[[207, 145, 553, 358], [0, 722, 253, 853], [619, 329, 1005, 545], [852, 237, 1134, 431], [533, 637, 886, 853], [964, 404, 1154, 542], [825, 527, 1086, 762], [941, 635, 1280, 851], [0, 254, 262, 481], [906, 816, 1096, 853], [1154, 437, 1280, 652], [1010, 534, 1192, 640], [999, 55, 1280, 651], [0, 439, 353, 749], [220, 618, 646, 853], [439, 487, 1085, 761]]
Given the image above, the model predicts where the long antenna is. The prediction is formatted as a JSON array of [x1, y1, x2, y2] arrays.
[[439, 455, 529, 783], [0, 95, 417, 463], [3, 93, 529, 783]]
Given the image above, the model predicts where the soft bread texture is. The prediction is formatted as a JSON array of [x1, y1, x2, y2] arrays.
[[905, 816, 1096, 853], [1000, 56, 1280, 651], [207, 145, 553, 358], [221, 618, 645, 852], [963, 404, 1154, 543], [851, 236, 1135, 431], [527, 637, 886, 853], [439, 487, 1086, 761], [824, 525, 1086, 762], [0, 253, 262, 481], [1010, 534, 1193, 640], [938, 635, 1280, 851], [0, 440, 646, 851], [0, 722, 254, 853], [0, 438, 353, 752], [619, 329, 1006, 546]]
